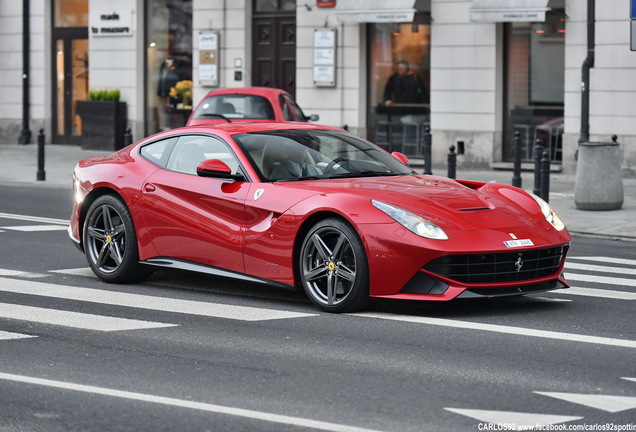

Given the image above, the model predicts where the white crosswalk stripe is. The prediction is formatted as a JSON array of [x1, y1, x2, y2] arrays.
[[0, 302, 177, 332], [559, 255, 636, 300], [0, 330, 37, 341], [0, 212, 68, 225], [0, 212, 69, 233], [0, 225, 69, 232], [0, 275, 316, 340]]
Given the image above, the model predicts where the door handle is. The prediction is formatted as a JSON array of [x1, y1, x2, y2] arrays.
[[144, 183, 156, 192]]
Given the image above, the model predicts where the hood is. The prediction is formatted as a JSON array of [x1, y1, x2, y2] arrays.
[[277, 174, 545, 230]]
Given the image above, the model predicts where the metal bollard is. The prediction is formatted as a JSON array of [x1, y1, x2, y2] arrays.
[[540, 150, 551, 202], [423, 126, 432, 175], [36, 129, 45, 181], [512, 130, 522, 188], [533, 139, 543, 196], [447, 145, 457, 179], [124, 127, 133, 147]]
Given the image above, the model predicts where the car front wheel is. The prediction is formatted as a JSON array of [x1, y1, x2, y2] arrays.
[[83, 194, 152, 283], [299, 218, 369, 313]]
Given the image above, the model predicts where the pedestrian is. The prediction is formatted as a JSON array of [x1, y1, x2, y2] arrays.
[[383, 60, 427, 105]]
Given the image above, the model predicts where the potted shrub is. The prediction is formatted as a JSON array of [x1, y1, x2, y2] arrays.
[[77, 89, 127, 150]]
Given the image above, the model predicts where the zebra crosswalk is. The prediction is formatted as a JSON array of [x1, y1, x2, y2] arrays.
[[0, 253, 633, 344], [562, 255, 636, 300]]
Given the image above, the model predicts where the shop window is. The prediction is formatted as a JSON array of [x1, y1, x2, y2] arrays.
[[367, 15, 431, 157], [145, 0, 193, 135], [504, 11, 565, 163], [54, 0, 88, 27]]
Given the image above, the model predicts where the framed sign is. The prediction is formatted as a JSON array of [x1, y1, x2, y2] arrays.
[[199, 31, 219, 86], [313, 29, 336, 87]]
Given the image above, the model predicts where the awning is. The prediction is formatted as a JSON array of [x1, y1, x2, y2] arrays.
[[334, 0, 416, 23], [470, 0, 550, 22]]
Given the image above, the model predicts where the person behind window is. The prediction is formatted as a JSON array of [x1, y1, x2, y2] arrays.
[[383, 60, 427, 105]]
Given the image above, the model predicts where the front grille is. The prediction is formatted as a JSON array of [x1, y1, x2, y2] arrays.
[[423, 246, 567, 284]]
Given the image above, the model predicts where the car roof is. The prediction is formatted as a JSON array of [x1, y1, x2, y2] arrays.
[[201, 86, 288, 98], [184, 122, 343, 135]]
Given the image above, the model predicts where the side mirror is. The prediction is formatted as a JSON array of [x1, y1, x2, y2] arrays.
[[307, 114, 320, 122], [391, 151, 409, 166], [196, 159, 245, 181]]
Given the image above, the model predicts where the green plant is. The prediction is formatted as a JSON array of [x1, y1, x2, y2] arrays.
[[88, 88, 121, 101]]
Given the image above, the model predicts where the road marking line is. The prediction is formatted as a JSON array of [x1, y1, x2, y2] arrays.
[[0, 269, 47, 278], [535, 392, 636, 413], [444, 408, 582, 428], [622, 377, 636, 383], [50, 268, 97, 277], [564, 273, 636, 288], [354, 312, 636, 349], [0, 331, 37, 341], [0, 225, 69, 232], [530, 296, 572, 303], [0, 373, 381, 432], [559, 287, 636, 301], [566, 261, 636, 276], [0, 212, 68, 225], [0, 303, 176, 332], [568, 256, 636, 266], [0, 277, 317, 322]]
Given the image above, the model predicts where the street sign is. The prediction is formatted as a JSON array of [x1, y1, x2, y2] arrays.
[[632, 0, 636, 19]]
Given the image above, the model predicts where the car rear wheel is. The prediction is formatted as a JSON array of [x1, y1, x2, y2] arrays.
[[83, 194, 152, 283], [299, 218, 369, 313]]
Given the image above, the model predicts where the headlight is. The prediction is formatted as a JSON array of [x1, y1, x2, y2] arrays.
[[531, 194, 565, 231], [372, 200, 448, 240], [73, 177, 85, 205]]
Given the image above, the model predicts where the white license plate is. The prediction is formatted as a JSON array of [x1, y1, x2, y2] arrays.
[[503, 239, 534, 248]]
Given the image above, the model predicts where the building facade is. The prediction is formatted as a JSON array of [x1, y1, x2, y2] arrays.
[[1, 0, 634, 176]]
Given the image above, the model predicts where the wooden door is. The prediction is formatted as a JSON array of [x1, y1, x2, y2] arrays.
[[252, 2, 296, 96]]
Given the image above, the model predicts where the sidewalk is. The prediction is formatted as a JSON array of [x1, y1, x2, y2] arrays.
[[1, 143, 634, 241]]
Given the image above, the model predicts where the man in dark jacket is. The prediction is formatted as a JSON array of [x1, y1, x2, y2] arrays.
[[383, 60, 427, 105]]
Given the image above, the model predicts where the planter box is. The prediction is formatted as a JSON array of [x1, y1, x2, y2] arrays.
[[77, 101, 127, 150]]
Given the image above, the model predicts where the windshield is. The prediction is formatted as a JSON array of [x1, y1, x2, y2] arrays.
[[234, 129, 414, 182], [192, 95, 275, 120]]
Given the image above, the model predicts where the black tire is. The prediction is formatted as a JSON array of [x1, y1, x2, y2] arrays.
[[298, 218, 369, 313], [83, 194, 152, 283]]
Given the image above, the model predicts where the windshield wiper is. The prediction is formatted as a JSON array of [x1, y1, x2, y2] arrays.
[[327, 171, 401, 179]]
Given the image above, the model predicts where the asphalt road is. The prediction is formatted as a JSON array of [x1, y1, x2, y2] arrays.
[[0, 184, 634, 432]]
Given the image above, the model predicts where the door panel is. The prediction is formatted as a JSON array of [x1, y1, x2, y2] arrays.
[[141, 170, 249, 272]]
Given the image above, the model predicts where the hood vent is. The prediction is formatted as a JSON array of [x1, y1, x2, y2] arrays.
[[458, 207, 492, 212]]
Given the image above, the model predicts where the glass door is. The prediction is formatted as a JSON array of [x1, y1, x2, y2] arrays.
[[52, 33, 88, 143], [51, 0, 88, 144]]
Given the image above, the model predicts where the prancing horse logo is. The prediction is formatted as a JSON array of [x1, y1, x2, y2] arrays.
[[515, 257, 523, 273]]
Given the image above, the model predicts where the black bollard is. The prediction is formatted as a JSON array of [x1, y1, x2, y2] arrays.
[[447, 145, 457, 179], [36, 128, 45, 181], [540, 150, 551, 202], [124, 127, 133, 147], [533, 139, 543, 196], [423, 126, 432, 175], [512, 130, 522, 188]]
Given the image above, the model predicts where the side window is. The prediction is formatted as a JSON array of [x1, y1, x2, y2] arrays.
[[283, 95, 306, 121], [139, 137, 178, 168], [166, 135, 240, 175], [279, 95, 293, 121]]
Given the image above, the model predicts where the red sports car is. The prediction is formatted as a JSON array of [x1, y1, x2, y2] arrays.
[[70, 122, 570, 312], [186, 87, 319, 126]]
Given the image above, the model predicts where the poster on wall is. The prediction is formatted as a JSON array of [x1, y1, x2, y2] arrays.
[[199, 31, 219, 87], [313, 29, 336, 87]]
